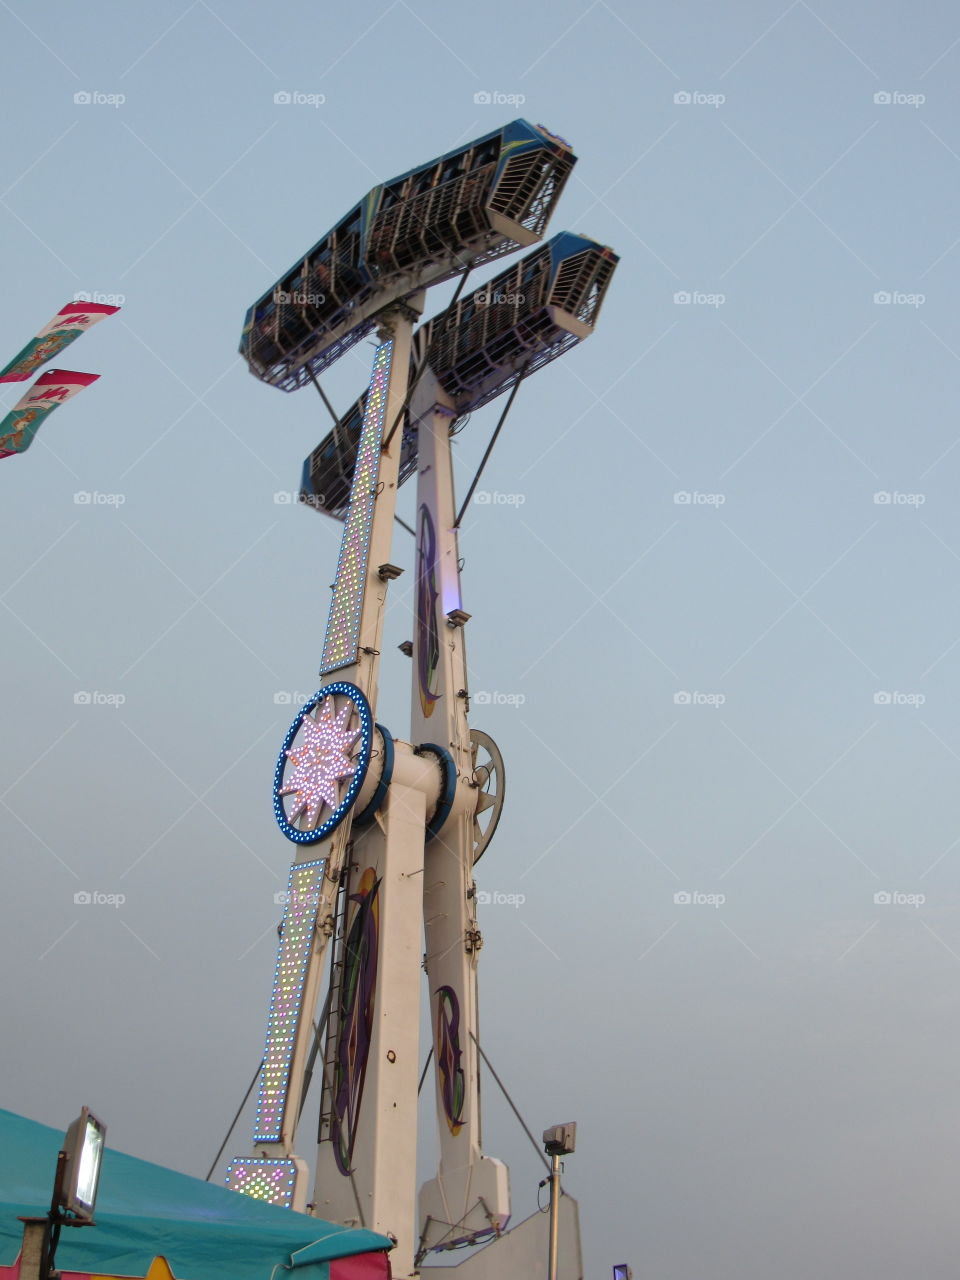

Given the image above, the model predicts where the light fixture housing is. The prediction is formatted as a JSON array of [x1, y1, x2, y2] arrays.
[[58, 1107, 107, 1221], [542, 1121, 576, 1156]]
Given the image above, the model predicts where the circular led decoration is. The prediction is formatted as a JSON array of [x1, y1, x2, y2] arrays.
[[273, 682, 373, 844]]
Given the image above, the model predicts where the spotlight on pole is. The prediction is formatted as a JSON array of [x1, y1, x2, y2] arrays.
[[58, 1106, 107, 1221], [32, 1107, 107, 1279], [543, 1122, 576, 1280], [543, 1122, 576, 1157], [613, 1266, 633, 1280]]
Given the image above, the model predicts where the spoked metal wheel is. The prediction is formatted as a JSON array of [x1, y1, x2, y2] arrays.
[[470, 729, 505, 863]]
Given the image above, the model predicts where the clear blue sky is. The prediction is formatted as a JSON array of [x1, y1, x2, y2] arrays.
[[4, 1, 960, 1276]]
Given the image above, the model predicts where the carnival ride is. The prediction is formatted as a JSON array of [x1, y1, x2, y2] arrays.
[[299, 232, 617, 521], [226, 121, 617, 1279], [240, 121, 574, 390]]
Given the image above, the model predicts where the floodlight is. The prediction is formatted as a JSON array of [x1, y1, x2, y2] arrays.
[[542, 1122, 576, 1156], [58, 1106, 106, 1221], [613, 1267, 633, 1280]]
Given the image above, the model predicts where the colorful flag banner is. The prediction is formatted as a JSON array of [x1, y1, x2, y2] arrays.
[[0, 369, 99, 458], [0, 301, 119, 383]]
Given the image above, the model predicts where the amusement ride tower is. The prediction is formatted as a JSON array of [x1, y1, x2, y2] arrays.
[[226, 121, 618, 1279]]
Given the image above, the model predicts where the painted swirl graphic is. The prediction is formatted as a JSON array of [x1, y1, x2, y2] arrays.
[[416, 502, 442, 718], [435, 985, 465, 1136], [331, 867, 381, 1174]]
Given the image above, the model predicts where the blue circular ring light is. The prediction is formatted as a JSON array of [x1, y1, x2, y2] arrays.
[[354, 724, 394, 827], [273, 682, 373, 844], [418, 742, 457, 840]]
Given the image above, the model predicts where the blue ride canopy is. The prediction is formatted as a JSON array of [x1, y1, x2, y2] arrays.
[[0, 1107, 391, 1280]]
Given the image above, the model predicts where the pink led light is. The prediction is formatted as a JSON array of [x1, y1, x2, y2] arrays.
[[279, 697, 360, 829], [321, 340, 394, 674], [254, 860, 326, 1142], [227, 1158, 298, 1208]]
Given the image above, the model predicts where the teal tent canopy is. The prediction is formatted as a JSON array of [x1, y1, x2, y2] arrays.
[[0, 1108, 391, 1280]]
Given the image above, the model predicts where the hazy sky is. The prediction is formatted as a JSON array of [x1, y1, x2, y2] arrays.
[[4, 1, 960, 1276]]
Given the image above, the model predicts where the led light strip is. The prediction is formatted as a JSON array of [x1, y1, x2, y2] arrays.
[[226, 1157, 299, 1209], [253, 858, 326, 1143], [320, 339, 394, 673]]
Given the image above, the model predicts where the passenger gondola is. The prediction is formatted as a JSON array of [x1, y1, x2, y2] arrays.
[[241, 121, 576, 391], [300, 233, 618, 520]]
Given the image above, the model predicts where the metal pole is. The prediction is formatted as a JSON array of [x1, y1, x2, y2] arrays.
[[17, 1221, 46, 1280], [548, 1151, 561, 1280], [453, 362, 529, 528]]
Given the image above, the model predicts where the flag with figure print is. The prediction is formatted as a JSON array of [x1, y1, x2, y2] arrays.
[[0, 300, 119, 383], [0, 369, 99, 458]]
